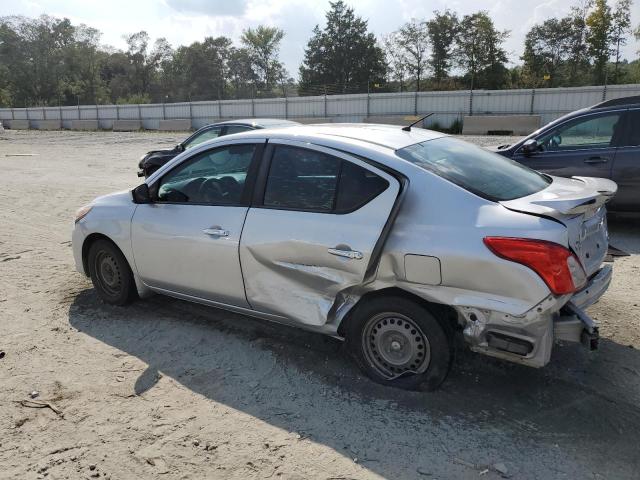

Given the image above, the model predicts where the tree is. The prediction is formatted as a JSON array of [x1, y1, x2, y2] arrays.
[[586, 0, 613, 83], [426, 10, 459, 88], [395, 19, 429, 91], [610, 0, 632, 82], [299, 1, 386, 95], [567, 1, 593, 85], [227, 47, 256, 98], [522, 17, 574, 87], [383, 32, 408, 91], [241, 25, 285, 95], [455, 12, 509, 90]]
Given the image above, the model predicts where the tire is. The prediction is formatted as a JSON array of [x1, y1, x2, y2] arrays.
[[87, 239, 137, 306], [345, 296, 453, 391]]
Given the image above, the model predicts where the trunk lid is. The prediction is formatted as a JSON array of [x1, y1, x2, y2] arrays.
[[500, 176, 617, 276]]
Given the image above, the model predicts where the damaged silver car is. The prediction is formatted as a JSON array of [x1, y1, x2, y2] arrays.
[[72, 124, 616, 390]]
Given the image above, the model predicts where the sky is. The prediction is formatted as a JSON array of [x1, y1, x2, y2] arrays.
[[1, 0, 639, 78]]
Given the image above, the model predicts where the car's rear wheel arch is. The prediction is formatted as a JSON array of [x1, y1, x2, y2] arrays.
[[337, 287, 459, 340]]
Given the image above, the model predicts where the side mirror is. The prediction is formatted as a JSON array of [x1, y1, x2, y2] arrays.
[[132, 183, 152, 204], [521, 138, 539, 156], [177, 143, 185, 152]]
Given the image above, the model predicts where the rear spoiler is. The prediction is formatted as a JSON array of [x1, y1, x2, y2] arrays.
[[500, 176, 618, 217]]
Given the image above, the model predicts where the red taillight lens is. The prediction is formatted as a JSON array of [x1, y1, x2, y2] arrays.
[[483, 237, 585, 295]]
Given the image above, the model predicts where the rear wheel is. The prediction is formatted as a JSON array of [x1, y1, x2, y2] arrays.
[[87, 239, 137, 306], [346, 296, 453, 391]]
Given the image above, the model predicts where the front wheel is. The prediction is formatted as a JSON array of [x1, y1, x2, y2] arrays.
[[346, 296, 453, 391], [87, 239, 137, 306]]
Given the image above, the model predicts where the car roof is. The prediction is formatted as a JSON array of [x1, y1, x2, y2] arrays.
[[590, 95, 640, 110], [235, 123, 446, 150]]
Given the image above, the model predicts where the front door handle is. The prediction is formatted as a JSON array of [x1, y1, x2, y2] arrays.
[[584, 156, 609, 164], [203, 227, 229, 237], [328, 248, 363, 260]]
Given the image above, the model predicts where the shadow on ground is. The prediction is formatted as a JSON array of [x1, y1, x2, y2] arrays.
[[68, 288, 640, 479]]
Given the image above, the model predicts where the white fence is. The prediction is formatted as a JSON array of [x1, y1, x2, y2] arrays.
[[1, 83, 639, 131]]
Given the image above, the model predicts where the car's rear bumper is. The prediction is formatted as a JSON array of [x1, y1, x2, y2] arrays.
[[463, 264, 612, 367], [570, 264, 613, 310]]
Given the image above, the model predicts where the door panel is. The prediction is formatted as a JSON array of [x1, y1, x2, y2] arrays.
[[130, 141, 261, 307], [610, 109, 640, 212], [240, 142, 400, 326], [132, 204, 250, 306], [514, 148, 615, 179]]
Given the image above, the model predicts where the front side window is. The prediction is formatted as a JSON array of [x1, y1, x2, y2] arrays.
[[397, 137, 550, 201], [184, 127, 223, 149], [538, 113, 622, 151], [263, 146, 389, 212], [157, 144, 256, 204]]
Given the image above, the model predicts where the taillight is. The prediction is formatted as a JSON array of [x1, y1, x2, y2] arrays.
[[483, 237, 586, 295]]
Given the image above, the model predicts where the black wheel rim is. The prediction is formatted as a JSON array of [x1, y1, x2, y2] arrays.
[[362, 312, 431, 380], [94, 250, 122, 297]]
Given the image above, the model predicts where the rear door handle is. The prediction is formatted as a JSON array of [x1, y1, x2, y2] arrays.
[[584, 156, 609, 164], [328, 248, 363, 260], [203, 227, 229, 237]]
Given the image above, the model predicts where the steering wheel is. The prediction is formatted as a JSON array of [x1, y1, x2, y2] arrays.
[[198, 178, 224, 203]]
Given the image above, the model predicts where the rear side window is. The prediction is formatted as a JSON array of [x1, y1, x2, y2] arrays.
[[397, 137, 550, 201], [622, 110, 640, 147], [225, 125, 254, 135], [263, 146, 389, 212]]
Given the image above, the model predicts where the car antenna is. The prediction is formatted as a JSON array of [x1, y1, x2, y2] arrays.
[[402, 112, 434, 132]]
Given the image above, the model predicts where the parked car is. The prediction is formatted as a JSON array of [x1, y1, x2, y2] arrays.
[[137, 118, 299, 177], [74, 124, 616, 391], [493, 95, 639, 214]]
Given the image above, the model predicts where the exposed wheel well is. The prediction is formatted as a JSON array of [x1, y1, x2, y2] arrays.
[[82, 233, 123, 277], [337, 287, 461, 340]]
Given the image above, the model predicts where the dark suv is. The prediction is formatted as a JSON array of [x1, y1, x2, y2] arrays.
[[494, 96, 640, 213], [138, 118, 299, 177]]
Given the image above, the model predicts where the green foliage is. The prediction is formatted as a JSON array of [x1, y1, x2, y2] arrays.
[[586, 0, 613, 83], [426, 11, 460, 88], [0, 1, 638, 108], [299, 1, 387, 95], [241, 26, 286, 94], [455, 12, 510, 90], [116, 93, 151, 105]]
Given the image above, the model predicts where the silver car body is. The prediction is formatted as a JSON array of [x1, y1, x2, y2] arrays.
[[72, 124, 616, 368]]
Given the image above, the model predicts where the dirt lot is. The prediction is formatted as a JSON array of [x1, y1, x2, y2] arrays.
[[1, 130, 639, 480]]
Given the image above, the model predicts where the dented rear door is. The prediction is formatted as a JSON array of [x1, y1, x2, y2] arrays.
[[239, 140, 400, 326]]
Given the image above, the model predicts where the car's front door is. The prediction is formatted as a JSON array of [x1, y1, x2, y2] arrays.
[[513, 111, 624, 179], [131, 140, 263, 307], [610, 108, 640, 212], [240, 140, 401, 326]]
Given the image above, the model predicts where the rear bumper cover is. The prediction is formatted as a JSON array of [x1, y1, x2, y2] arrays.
[[463, 264, 611, 367]]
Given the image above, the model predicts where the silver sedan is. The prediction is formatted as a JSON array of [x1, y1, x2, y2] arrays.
[[72, 124, 616, 390]]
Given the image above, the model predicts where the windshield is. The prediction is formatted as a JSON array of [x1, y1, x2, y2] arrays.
[[397, 137, 550, 201]]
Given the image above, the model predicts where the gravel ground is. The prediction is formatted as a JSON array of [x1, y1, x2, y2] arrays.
[[1, 130, 639, 480]]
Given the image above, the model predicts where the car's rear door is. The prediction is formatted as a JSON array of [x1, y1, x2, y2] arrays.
[[610, 108, 640, 212], [512, 110, 623, 178], [131, 139, 263, 307], [240, 140, 401, 327]]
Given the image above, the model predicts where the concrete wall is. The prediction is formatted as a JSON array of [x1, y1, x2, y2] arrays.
[[71, 120, 99, 130], [5, 119, 29, 129], [0, 84, 638, 134], [158, 119, 191, 131], [462, 115, 541, 135], [33, 120, 61, 130], [113, 120, 142, 131]]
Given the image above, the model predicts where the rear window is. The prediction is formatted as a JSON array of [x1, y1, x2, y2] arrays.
[[396, 137, 550, 201]]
